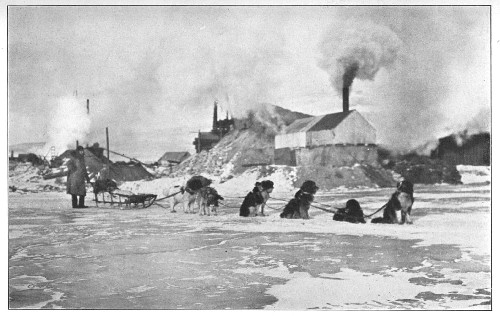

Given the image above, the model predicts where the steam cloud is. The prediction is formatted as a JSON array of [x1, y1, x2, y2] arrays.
[[46, 96, 91, 154]]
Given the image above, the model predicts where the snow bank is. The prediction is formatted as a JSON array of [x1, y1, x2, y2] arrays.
[[119, 165, 298, 198], [457, 165, 490, 184]]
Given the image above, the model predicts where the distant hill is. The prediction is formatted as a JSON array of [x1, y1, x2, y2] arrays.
[[8, 142, 46, 155]]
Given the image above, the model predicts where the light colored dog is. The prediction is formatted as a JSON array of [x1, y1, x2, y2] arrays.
[[163, 185, 199, 213]]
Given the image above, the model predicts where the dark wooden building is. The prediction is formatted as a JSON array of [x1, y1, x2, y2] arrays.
[[431, 132, 490, 166], [193, 101, 234, 153]]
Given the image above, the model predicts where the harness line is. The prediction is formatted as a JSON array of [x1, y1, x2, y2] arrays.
[[362, 202, 388, 218], [154, 190, 392, 219], [155, 190, 182, 202]]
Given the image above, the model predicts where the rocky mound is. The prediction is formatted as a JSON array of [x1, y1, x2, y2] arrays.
[[392, 156, 462, 184], [379, 150, 463, 184], [9, 162, 66, 193]]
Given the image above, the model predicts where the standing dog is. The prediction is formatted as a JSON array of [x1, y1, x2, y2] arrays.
[[164, 176, 213, 214], [280, 180, 319, 219], [199, 187, 224, 216], [163, 185, 198, 213], [239, 180, 274, 217], [371, 180, 415, 224]]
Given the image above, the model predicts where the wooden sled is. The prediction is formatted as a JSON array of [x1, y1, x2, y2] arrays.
[[93, 191, 157, 209]]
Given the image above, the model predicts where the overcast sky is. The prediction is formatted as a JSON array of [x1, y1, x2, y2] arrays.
[[8, 6, 490, 161]]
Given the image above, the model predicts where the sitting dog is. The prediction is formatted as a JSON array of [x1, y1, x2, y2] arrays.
[[256, 180, 274, 216], [199, 187, 224, 216], [371, 180, 415, 224], [239, 180, 274, 217], [333, 199, 366, 224], [280, 180, 319, 219]]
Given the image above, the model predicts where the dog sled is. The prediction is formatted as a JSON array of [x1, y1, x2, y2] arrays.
[[92, 179, 157, 209]]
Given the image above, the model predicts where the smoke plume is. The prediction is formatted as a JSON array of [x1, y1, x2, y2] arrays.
[[343, 63, 359, 89], [318, 19, 402, 94], [318, 7, 490, 153]]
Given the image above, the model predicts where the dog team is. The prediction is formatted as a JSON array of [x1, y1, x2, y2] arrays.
[[164, 175, 415, 224]]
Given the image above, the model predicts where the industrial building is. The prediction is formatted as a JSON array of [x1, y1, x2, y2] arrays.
[[274, 89, 377, 167], [193, 101, 234, 153]]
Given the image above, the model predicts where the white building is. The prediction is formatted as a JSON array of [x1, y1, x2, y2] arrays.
[[274, 110, 378, 167]]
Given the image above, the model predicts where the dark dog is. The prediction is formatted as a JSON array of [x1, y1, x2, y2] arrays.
[[371, 180, 415, 224], [333, 199, 366, 224], [280, 180, 319, 219], [93, 179, 118, 194], [199, 187, 224, 216], [256, 180, 274, 216], [185, 175, 212, 194], [239, 180, 274, 217]]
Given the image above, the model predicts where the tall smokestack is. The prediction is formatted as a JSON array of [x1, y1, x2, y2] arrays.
[[212, 100, 218, 132], [86, 99, 89, 114], [342, 63, 359, 113], [342, 87, 349, 112]]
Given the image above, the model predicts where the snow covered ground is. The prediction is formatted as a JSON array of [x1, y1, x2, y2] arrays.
[[456, 165, 490, 185], [8, 169, 491, 309]]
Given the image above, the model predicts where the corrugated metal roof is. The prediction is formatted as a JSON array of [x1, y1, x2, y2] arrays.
[[284, 110, 355, 133]]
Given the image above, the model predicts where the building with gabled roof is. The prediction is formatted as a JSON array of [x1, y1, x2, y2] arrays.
[[274, 110, 378, 167], [158, 151, 191, 166]]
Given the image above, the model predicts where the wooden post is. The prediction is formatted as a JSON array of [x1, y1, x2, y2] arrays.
[[106, 127, 110, 163]]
